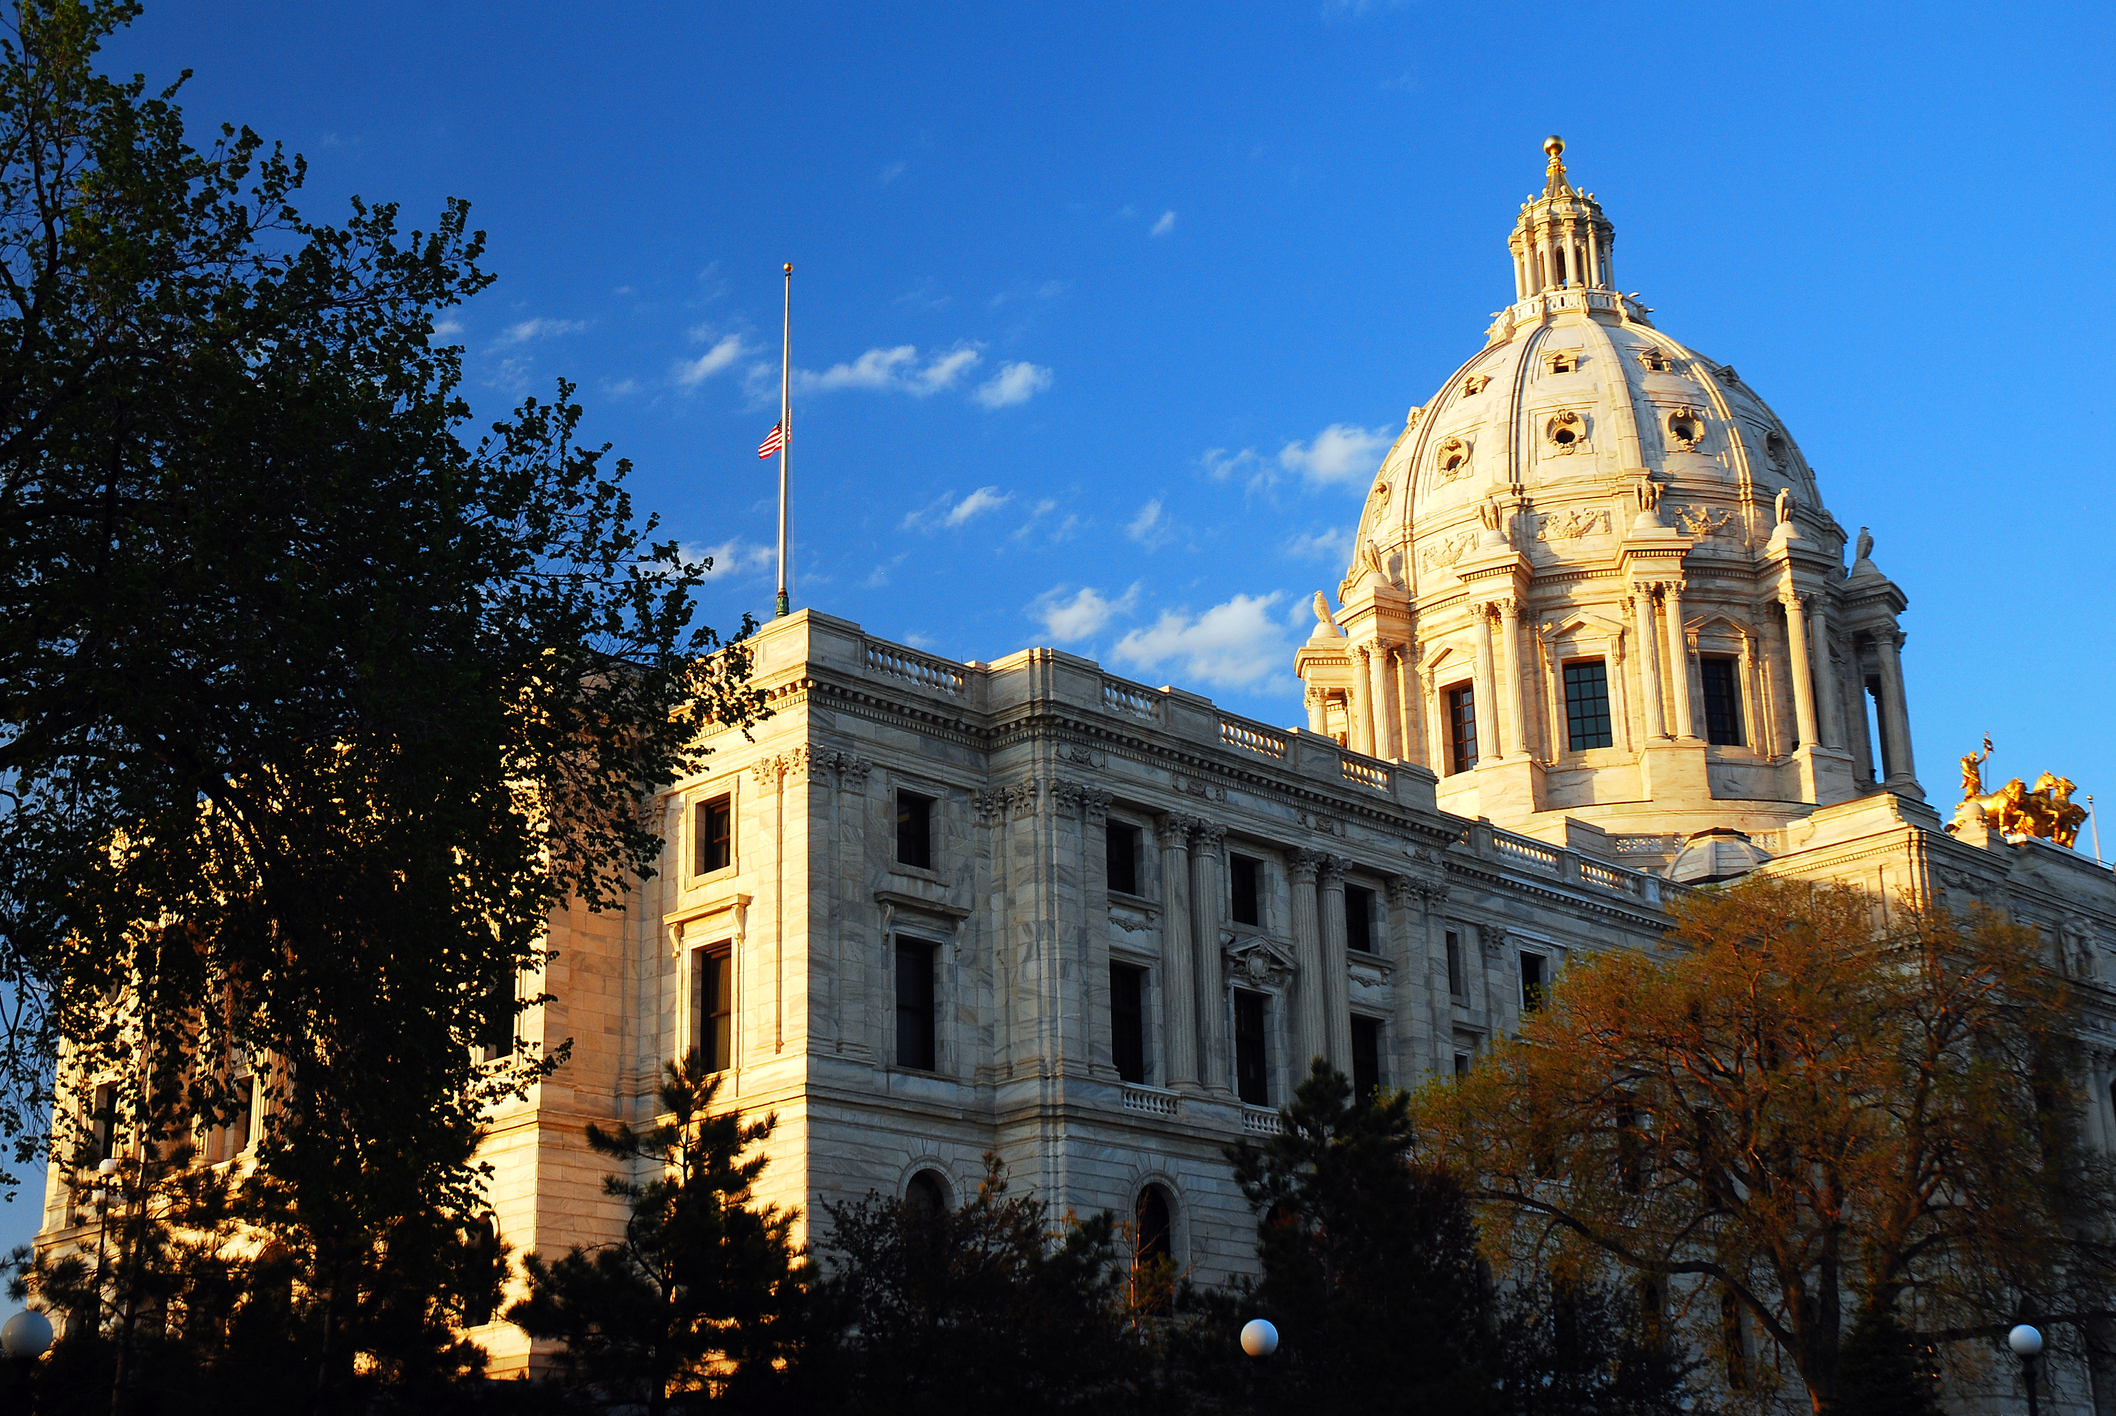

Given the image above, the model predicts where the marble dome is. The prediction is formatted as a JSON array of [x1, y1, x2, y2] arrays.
[[1296, 138, 1923, 864]]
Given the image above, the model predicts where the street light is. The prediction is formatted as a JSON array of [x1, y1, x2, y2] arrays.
[[1241, 1319, 1278, 1359], [0, 1311, 50, 1360], [2009, 1324, 2043, 1416]]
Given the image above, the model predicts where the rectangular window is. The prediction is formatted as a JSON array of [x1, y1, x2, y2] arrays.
[[1110, 963, 1147, 1084], [1446, 684, 1479, 774], [692, 946, 733, 1072], [895, 791, 934, 871], [1865, 676, 1892, 779], [1343, 885, 1376, 955], [1521, 951, 1547, 1014], [206, 1074, 255, 1164], [1453, 1051, 1471, 1079], [476, 968, 515, 1062], [1350, 1016, 1382, 1100], [894, 939, 938, 1071], [1106, 821, 1140, 896], [1700, 657, 1743, 746], [1563, 660, 1615, 751], [91, 1082, 116, 1164], [1234, 990, 1269, 1105], [1230, 855, 1262, 927], [694, 793, 732, 875], [1445, 929, 1466, 1000]]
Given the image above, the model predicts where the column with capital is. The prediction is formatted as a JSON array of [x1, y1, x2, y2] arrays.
[[1809, 595, 1838, 749], [1874, 627, 1919, 791], [1304, 687, 1327, 736], [1472, 606, 1500, 764], [1287, 849, 1328, 1073], [1383, 877, 1423, 1085], [1349, 644, 1376, 758], [1189, 821, 1229, 1092], [1499, 601, 1530, 758], [1663, 582, 1695, 739], [1317, 856, 1353, 1070], [1154, 816, 1198, 1088], [1366, 641, 1396, 759], [1781, 592, 1819, 748], [1630, 591, 1666, 739]]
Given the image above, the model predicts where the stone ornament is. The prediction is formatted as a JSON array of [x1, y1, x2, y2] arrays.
[[1674, 505, 1736, 537], [1432, 436, 1474, 484], [1543, 409, 1588, 453], [1224, 935, 1296, 988], [1666, 407, 1705, 451], [1420, 530, 1478, 572], [1636, 348, 1673, 373], [1461, 374, 1491, 397], [1536, 507, 1611, 541]]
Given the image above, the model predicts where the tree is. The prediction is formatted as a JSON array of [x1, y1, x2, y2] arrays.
[[1420, 877, 2116, 1414], [812, 1153, 1149, 1414], [1495, 1277, 1697, 1416], [0, 0, 762, 1403], [1222, 1061, 1497, 1415], [508, 1051, 808, 1412]]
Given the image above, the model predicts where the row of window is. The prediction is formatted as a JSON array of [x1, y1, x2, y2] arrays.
[[1112, 962, 1384, 1107], [1439, 655, 1746, 774]]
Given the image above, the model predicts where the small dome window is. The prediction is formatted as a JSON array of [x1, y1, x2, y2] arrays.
[[1436, 437, 1472, 476], [1543, 410, 1586, 453], [1460, 374, 1491, 398], [1764, 431, 1789, 469], [1637, 349, 1672, 373], [1546, 351, 1580, 374], [1666, 408, 1705, 451]]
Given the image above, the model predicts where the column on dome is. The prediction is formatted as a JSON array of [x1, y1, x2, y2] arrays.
[[1781, 593, 1819, 748], [1472, 605, 1500, 764], [1587, 231, 1602, 287], [1874, 628, 1919, 791], [1395, 650, 1424, 767], [1189, 821, 1229, 1092], [1630, 589, 1666, 740], [1349, 645, 1376, 757], [1367, 640, 1397, 760], [1513, 246, 1527, 301], [1500, 601, 1529, 758], [1154, 815, 1198, 1089], [1304, 687, 1327, 735], [1663, 582, 1695, 740], [1287, 849, 1327, 1071], [1317, 856, 1353, 1070], [1809, 596, 1838, 749]]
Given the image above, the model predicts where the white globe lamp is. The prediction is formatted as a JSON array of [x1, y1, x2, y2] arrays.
[[1240, 1318, 1278, 1358], [0, 1309, 51, 1360]]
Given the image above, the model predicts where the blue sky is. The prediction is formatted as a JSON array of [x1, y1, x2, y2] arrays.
[[1, 0, 2108, 1260]]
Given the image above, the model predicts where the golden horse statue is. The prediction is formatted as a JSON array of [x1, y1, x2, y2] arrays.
[[1954, 742, 2088, 848]]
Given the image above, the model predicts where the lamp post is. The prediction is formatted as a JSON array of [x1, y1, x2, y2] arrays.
[[2, 1308, 52, 1400], [89, 1155, 117, 1328], [1241, 1319, 1277, 1414], [2009, 1324, 2043, 1416]]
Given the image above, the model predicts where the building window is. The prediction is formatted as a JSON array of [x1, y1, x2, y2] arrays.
[[694, 793, 732, 875], [1445, 929, 1466, 1000], [1110, 963, 1148, 1084], [1343, 885, 1376, 954], [895, 939, 938, 1070], [476, 968, 515, 1062], [1230, 854, 1262, 927], [1520, 951, 1547, 1014], [1446, 684, 1479, 774], [462, 1215, 503, 1327], [1563, 660, 1614, 751], [692, 946, 733, 1072], [1106, 820, 1140, 895], [1864, 675, 1892, 779], [90, 1083, 116, 1165], [906, 1169, 949, 1221], [1453, 1051, 1471, 1079], [204, 1074, 254, 1165], [1134, 1185, 1173, 1270], [1350, 1016, 1382, 1101], [1700, 657, 1743, 746], [1234, 990, 1269, 1105], [895, 791, 934, 870]]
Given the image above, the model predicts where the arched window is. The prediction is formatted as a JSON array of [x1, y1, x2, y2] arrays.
[[1133, 1185, 1175, 1313], [905, 1168, 949, 1222]]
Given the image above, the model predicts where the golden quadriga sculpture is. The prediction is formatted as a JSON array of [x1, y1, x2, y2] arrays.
[[1953, 740, 2087, 847]]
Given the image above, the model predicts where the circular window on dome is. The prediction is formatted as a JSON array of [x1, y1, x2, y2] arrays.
[[1434, 437, 1473, 482], [1666, 408, 1705, 451], [1543, 410, 1586, 454], [1765, 430, 1789, 468]]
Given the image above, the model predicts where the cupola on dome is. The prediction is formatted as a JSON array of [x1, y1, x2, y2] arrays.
[[1294, 139, 1922, 865]]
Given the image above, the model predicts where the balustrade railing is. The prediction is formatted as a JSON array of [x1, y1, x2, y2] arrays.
[[863, 640, 968, 697], [1340, 756, 1390, 790], [1242, 1105, 1285, 1136], [1102, 677, 1160, 721], [1218, 715, 1288, 760], [1121, 1084, 1181, 1118]]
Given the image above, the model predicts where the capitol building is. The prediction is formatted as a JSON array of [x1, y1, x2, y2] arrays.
[[41, 140, 2116, 1407]]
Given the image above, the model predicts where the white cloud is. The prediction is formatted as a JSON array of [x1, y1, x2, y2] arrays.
[[1126, 498, 1176, 550], [903, 487, 1011, 531], [603, 377, 640, 398], [915, 345, 984, 394], [685, 538, 775, 580], [676, 334, 746, 388], [499, 317, 587, 344], [879, 160, 907, 184], [1277, 423, 1393, 484], [1286, 525, 1354, 562], [792, 343, 985, 397], [1150, 210, 1176, 237], [974, 360, 1053, 408], [1112, 593, 1292, 690], [1201, 446, 1265, 482], [1031, 583, 1140, 642], [430, 317, 465, 340]]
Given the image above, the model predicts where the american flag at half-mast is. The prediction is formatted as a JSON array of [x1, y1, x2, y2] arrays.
[[757, 422, 784, 459]]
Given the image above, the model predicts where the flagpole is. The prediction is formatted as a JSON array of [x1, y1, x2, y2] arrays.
[[775, 262, 792, 618]]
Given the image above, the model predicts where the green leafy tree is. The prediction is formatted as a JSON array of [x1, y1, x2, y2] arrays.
[[1219, 1062, 1498, 1415], [813, 1153, 1149, 1415], [1420, 878, 2116, 1413], [0, 0, 763, 1404], [509, 1051, 808, 1412]]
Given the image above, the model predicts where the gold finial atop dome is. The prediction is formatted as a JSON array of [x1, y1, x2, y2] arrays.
[[1543, 135, 1564, 158], [1541, 135, 1575, 200]]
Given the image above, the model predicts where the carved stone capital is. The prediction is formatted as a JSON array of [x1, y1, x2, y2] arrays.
[[1002, 778, 1041, 819], [1081, 787, 1113, 824], [1385, 875, 1419, 908], [974, 789, 1004, 824], [1154, 814, 1194, 850], [821, 750, 873, 791], [1317, 853, 1348, 887], [1287, 847, 1324, 882], [1190, 819, 1227, 850]]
